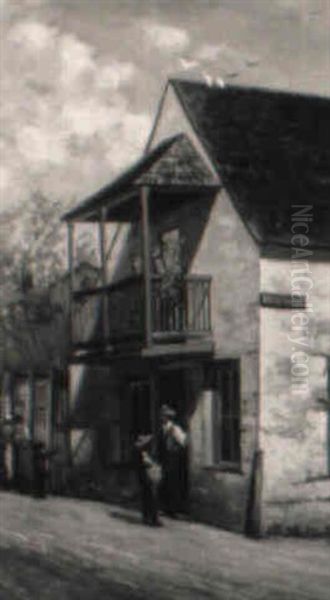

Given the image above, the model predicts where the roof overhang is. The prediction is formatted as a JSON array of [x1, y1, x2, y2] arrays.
[[62, 133, 220, 223]]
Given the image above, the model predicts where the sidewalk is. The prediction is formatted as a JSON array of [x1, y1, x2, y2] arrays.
[[1, 492, 329, 599]]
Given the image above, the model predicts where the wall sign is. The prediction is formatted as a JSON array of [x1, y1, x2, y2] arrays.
[[260, 293, 306, 309]]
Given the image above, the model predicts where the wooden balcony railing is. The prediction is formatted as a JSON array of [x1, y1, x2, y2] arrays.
[[72, 274, 212, 348]]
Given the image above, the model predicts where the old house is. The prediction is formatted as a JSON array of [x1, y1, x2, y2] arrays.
[[63, 79, 330, 535], [0, 263, 98, 492]]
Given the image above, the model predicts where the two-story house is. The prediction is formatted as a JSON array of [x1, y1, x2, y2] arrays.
[[63, 79, 330, 535], [0, 263, 98, 492]]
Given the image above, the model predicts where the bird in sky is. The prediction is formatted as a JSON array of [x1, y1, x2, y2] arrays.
[[202, 72, 214, 87], [215, 77, 226, 88], [202, 72, 226, 88], [179, 57, 200, 71]]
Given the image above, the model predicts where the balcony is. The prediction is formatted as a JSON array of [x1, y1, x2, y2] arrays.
[[72, 274, 212, 350], [63, 134, 219, 358]]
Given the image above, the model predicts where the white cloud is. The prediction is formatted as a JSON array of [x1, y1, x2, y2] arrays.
[[197, 44, 227, 62], [16, 125, 68, 168], [0, 166, 10, 192], [8, 20, 56, 52], [59, 33, 95, 87], [1, 18, 150, 212], [106, 112, 152, 173], [194, 42, 254, 77], [61, 99, 123, 138], [142, 21, 189, 54], [98, 61, 136, 90]]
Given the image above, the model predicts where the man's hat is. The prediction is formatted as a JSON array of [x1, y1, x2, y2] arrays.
[[135, 434, 153, 449], [160, 404, 176, 418]]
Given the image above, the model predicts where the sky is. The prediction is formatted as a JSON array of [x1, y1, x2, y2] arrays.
[[0, 0, 330, 216]]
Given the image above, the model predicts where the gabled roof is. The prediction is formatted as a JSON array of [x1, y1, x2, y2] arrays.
[[171, 79, 330, 250], [63, 133, 217, 222]]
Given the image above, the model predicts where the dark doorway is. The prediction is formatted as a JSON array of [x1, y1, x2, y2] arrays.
[[130, 380, 151, 436], [158, 369, 187, 427]]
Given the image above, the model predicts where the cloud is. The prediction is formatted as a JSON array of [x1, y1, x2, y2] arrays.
[[105, 112, 152, 172], [197, 42, 246, 71], [8, 20, 56, 51], [196, 44, 227, 62], [0, 166, 10, 192], [97, 62, 136, 91], [191, 42, 260, 79], [142, 21, 189, 54], [16, 125, 68, 168], [1, 18, 150, 212], [59, 33, 96, 87]]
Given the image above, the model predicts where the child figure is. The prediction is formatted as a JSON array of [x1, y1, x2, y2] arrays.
[[135, 434, 162, 527]]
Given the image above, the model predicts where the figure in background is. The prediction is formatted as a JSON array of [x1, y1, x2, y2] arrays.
[[135, 434, 162, 527], [158, 404, 188, 518], [32, 442, 49, 498], [0, 429, 7, 489], [16, 439, 34, 495]]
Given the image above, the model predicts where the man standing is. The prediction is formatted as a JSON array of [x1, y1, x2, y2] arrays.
[[158, 405, 188, 518]]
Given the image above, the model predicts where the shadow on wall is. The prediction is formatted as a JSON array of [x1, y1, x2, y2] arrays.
[[112, 191, 216, 281]]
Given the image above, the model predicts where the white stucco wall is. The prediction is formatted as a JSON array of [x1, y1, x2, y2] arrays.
[[260, 257, 330, 533]]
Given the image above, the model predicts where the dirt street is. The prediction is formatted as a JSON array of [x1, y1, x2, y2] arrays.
[[0, 492, 329, 599]]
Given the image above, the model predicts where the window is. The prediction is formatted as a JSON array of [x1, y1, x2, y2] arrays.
[[34, 379, 50, 445], [202, 360, 241, 467], [14, 379, 30, 439]]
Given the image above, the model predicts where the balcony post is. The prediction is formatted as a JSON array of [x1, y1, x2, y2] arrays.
[[141, 186, 153, 347], [98, 207, 109, 343], [28, 370, 35, 441], [67, 222, 74, 346], [150, 371, 158, 454]]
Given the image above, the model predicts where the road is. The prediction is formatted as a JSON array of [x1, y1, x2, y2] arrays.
[[0, 492, 329, 599]]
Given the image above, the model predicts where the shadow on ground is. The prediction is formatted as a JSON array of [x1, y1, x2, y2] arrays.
[[0, 546, 146, 600], [109, 510, 145, 526]]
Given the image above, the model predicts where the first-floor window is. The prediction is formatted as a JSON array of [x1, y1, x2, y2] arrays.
[[34, 379, 51, 445], [14, 379, 30, 438], [202, 360, 241, 467]]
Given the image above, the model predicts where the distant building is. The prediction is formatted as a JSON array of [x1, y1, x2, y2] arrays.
[[0, 262, 99, 492], [62, 80, 330, 535]]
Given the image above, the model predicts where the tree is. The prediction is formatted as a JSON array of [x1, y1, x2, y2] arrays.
[[0, 191, 97, 301], [0, 191, 98, 373]]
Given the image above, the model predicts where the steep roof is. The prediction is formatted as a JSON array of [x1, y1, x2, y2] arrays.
[[171, 79, 330, 250], [63, 133, 217, 222]]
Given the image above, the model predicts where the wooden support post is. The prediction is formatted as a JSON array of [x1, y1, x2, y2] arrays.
[[98, 207, 109, 343], [67, 222, 74, 346], [99, 207, 107, 287], [4, 372, 16, 484], [327, 357, 330, 477], [28, 371, 35, 441], [149, 371, 158, 454], [141, 187, 153, 348], [50, 369, 56, 452], [63, 368, 72, 472]]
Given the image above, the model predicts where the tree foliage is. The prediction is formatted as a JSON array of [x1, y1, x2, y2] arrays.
[[0, 191, 97, 301]]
